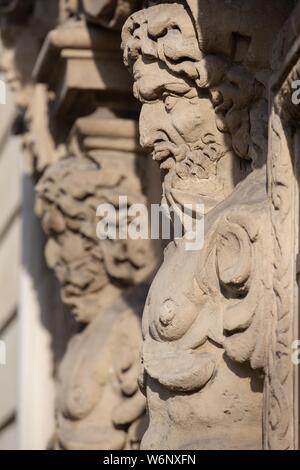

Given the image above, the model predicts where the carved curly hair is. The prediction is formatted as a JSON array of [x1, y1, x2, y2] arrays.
[[122, 2, 265, 164]]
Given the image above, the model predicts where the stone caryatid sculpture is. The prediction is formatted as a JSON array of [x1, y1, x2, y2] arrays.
[[2, 0, 298, 452], [35, 113, 157, 449], [35, 114, 155, 323], [122, 0, 295, 450]]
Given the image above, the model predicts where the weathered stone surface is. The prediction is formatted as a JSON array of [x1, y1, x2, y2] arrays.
[[264, 1, 300, 449], [57, 287, 148, 450], [35, 114, 154, 322], [33, 21, 133, 118], [1, 0, 300, 451], [122, 0, 297, 450], [0, 73, 16, 141], [34, 111, 157, 449], [1, 0, 157, 450]]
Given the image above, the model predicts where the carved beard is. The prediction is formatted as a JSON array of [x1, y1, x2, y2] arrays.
[[160, 136, 227, 219]]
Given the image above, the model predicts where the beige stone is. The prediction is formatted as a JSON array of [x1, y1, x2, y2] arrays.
[[1, 0, 300, 452], [122, 0, 297, 450]]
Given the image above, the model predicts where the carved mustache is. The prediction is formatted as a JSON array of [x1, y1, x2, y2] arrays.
[[151, 141, 188, 165]]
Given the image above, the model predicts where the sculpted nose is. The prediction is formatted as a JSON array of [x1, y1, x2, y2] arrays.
[[140, 132, 154, 150], [139, 102, 164, 150], [139, 105, 155, 149]]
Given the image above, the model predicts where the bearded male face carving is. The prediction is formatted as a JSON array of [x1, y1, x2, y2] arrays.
[[137, 63, 229, 207], [122, 3, 260, 212]]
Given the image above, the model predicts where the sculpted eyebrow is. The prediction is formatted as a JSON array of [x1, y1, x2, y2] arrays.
[[137, 82, 191, 103]]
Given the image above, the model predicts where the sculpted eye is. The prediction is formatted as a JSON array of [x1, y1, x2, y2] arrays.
[[163, 94, 178, 112]]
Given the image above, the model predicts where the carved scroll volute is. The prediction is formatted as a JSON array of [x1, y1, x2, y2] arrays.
[[199, 205, 273, 370], [122, 0, 295, 450]]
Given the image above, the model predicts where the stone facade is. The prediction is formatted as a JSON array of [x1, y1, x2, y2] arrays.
[[0, 0, 300, 450]]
